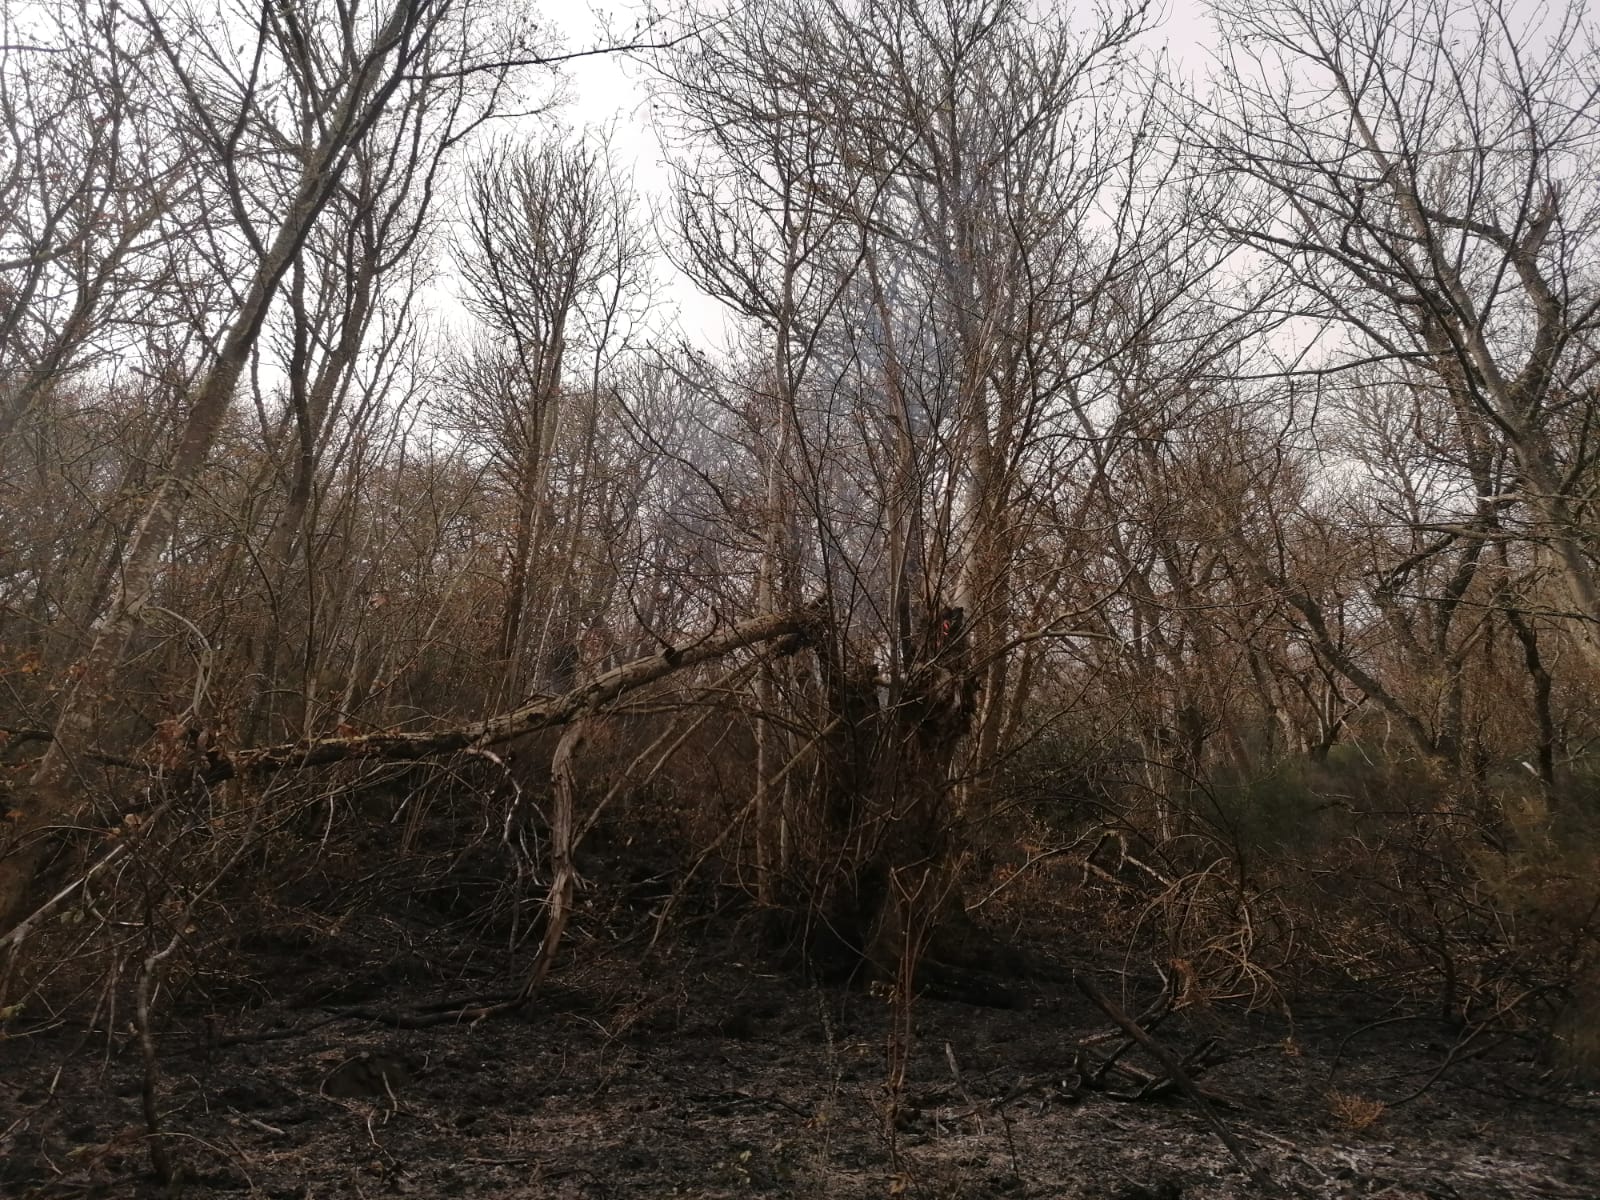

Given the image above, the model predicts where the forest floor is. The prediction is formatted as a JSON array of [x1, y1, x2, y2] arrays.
[[2, 864, 1597, 1200]]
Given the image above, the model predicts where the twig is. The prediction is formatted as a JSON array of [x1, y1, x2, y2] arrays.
[[944, 1041, 977, 1110]]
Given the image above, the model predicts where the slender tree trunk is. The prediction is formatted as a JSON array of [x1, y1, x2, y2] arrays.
[[239, 259, 378, 744], [499, 466, 541, 676], [499, 334, 566, 699], [526, 721, 584, 997], [1504, 606, 1557, 792], [753, 417, 790, 899]]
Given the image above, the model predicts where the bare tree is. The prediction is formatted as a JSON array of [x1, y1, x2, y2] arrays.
[[0, 0, 198, 453], [0, 0, 531, 935], [451, 128, 649, 699], [1199, 0, 1600, 668], [656, 0, 1217, 1002]]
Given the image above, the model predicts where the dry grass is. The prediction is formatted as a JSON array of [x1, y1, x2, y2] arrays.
[[1325, 1089, 1386, 1132]]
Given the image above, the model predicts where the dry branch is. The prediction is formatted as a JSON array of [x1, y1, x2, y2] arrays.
[[1075, 971, 1281, 1194], [204, 608, 816, 783]]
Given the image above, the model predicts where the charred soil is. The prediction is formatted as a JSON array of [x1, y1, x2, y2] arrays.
[[1, 864, 1596, 1200]]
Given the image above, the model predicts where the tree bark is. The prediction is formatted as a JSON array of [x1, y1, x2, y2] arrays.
[[226, 610, 815, 779]]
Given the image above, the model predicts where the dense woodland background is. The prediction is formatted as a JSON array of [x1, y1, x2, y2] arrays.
[[2, 0, 1600, 1143]]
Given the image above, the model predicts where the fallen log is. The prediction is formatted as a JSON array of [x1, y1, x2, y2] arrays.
[[0, 608, 818, 947], [205, 607, 817, 783]]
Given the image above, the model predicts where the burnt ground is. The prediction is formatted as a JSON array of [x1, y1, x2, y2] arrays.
[[2, 883, 1597, 1200]]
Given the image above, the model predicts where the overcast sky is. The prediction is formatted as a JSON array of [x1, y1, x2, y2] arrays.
[[530, 0, 1223, 350]]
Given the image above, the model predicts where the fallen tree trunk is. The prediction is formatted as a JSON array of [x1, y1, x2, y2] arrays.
[[0, 608, 816, 941], [216, 607, 812, 783]]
